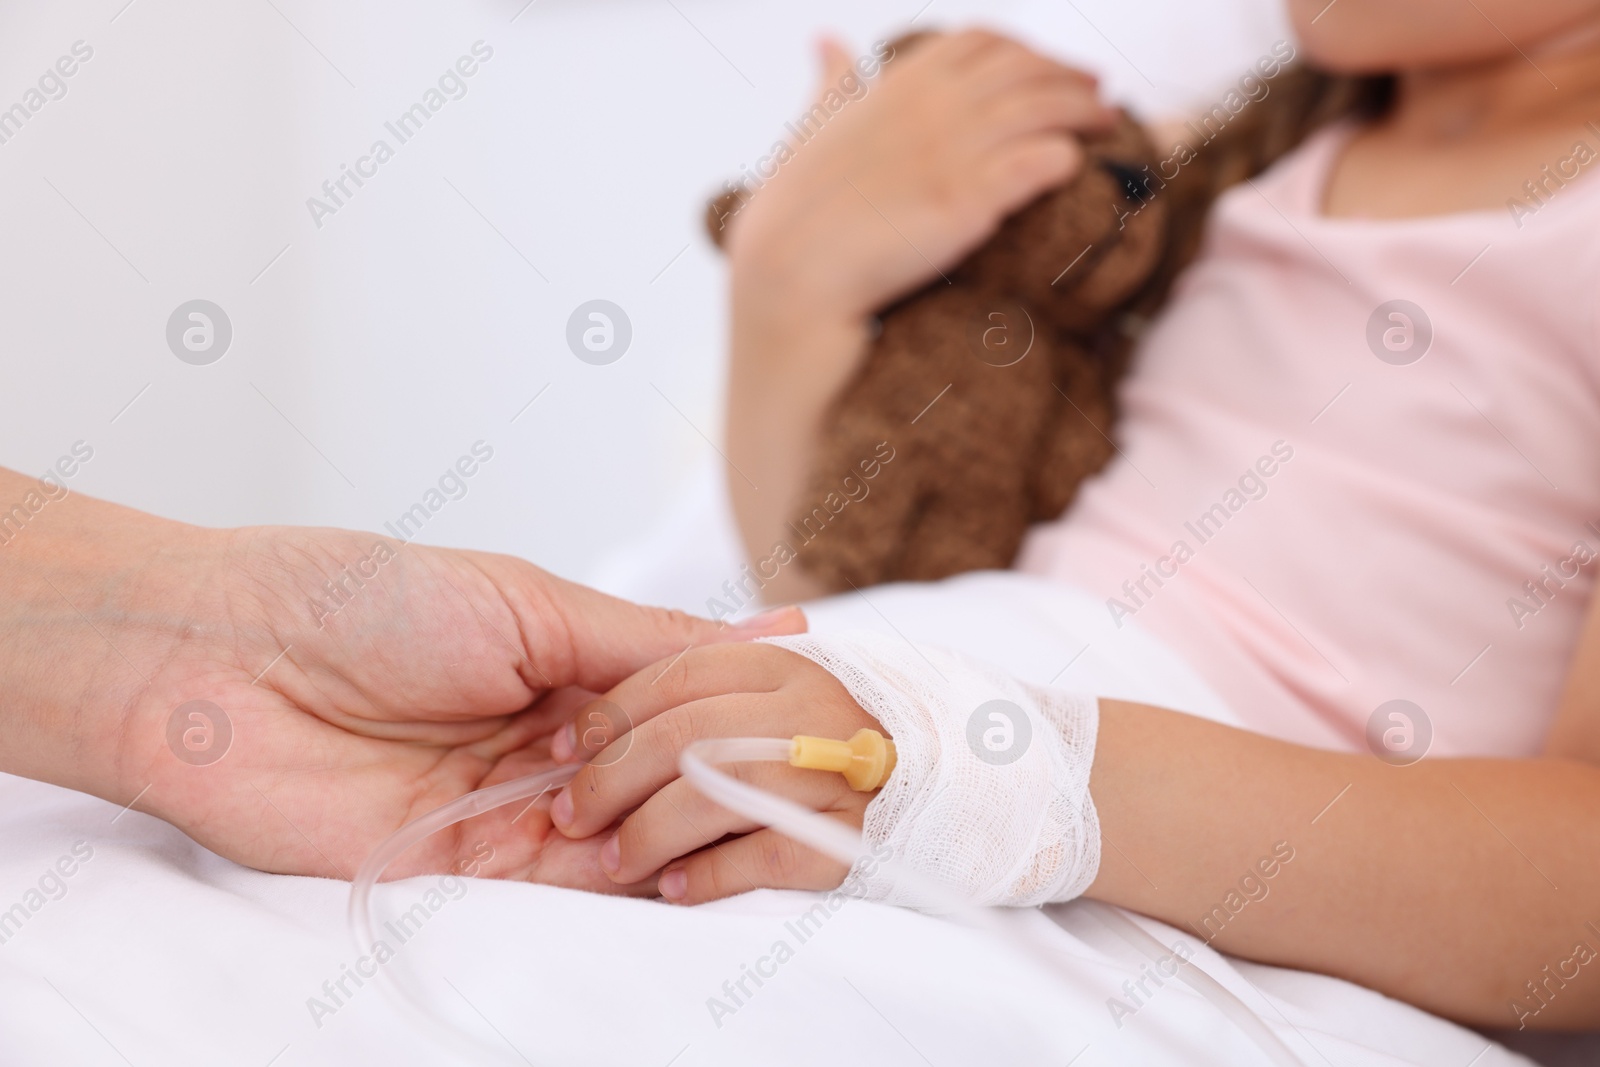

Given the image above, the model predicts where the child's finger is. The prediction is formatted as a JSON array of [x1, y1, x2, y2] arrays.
[[601, 765, 853, 885], [964, 43, 1098, 100], [982, 134, 1085, 216], [981, 85, 1117, 145], [658, 827, 852, 905], [942, 27, 1015, 70], [552, 691, 805, 839], [551, 642, 796, 764]]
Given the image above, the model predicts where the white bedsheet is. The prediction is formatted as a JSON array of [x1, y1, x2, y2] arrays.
[[0, 564, 1531, 1066]]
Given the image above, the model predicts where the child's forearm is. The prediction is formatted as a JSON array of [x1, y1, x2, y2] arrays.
[[1087, 700, 1600, 1030], [724, 280, 869, 605]]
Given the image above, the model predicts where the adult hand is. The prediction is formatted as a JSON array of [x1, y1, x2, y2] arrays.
[[0, 469, 804, 892]]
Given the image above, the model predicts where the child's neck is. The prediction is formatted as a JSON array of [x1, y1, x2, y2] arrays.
[[1389, 19, 1600, 145], [1323, 16, 1600, 220]]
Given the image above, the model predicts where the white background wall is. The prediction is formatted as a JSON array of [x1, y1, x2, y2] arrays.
[[0, 0, 1287, 584]]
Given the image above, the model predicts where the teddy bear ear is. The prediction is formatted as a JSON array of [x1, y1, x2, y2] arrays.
[[882, 31, 935, 58], [703, 187, 746, 251]]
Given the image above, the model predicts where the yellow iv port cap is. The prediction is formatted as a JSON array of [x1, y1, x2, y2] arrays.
[[788, 728, 897, 792]]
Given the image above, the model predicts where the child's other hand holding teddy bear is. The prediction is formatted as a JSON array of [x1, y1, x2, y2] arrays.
[[722, 31, 1116, 604]]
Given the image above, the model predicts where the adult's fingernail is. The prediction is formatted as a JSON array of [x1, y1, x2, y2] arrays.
[[659, 868, 688, 902], [599, 834, 620, 875], [550, 722, 576, 763], [730, 605, 805, 633], [551, 789, 573, 830]]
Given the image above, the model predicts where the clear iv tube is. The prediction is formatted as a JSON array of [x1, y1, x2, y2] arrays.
[[679, 740, 1305, 1067], [347, 764, 581, 1064], [348, 763, 580, 960], [1082, 901, 1308, 1067], [677, 737, 971, 913], [349, 739, 1304, 1067]]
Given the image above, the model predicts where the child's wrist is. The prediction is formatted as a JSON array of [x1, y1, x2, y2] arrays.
[[728, 245, 873, 334], [729, 317, 869, 432], [729, 264, 868, 354]]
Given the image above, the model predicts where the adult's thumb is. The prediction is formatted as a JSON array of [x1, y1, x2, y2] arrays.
[[539, 572, 807, 693]]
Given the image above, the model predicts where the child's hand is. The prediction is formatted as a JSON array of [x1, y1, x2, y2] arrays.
[[546, 643, 882, 904], [722, 31, 1115, 597], [727, 30, 1115, 330]]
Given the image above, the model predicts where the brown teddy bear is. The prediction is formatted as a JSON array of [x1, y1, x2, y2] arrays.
[[705, 50, 1392, 592]]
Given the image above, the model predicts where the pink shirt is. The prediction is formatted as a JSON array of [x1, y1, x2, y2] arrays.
[[1019, 124, 1600, 755]]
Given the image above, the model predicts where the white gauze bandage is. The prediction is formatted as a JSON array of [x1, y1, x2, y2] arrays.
[[761, 630, 1101, 910]]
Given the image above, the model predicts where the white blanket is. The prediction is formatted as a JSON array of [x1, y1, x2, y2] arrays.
[[0, 562, 1532, 1066]]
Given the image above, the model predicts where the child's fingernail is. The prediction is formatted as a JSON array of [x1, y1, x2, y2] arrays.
[[550, 789, 573, 829], [550, 722, 575, 763], [599, 834, 620, 875], [730, 605, 805, 633], [659, 868, 688, 902]]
